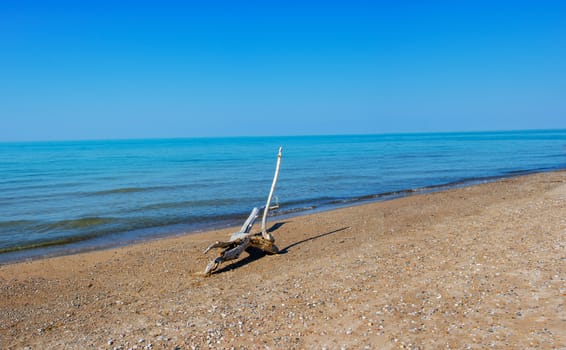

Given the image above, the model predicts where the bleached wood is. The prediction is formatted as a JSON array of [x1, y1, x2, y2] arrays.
[[203, 235, 278, 276], [203, 147, 282, 276], [203, 240, 233, 255], [261, 146, 282, 241], [233, 207, 260, 239], [204, 208, 259, 254]]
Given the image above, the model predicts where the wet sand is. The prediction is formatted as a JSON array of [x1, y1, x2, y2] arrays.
[[1, 171, 565, 349]]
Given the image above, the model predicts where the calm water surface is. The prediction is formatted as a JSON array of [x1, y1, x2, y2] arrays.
[[1, 130, 565, 262]]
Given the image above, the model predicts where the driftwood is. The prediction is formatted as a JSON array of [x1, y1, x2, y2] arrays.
[[203, 147, 282, 276]]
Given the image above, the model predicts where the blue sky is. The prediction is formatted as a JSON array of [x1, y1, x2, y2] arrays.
[[1, 1, 565, 141]]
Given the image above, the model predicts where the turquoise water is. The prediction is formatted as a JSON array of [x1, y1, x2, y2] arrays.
[[1, 130, 565, 262]]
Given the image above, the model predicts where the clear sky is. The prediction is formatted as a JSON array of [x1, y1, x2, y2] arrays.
[[1, 1, 565, 141]]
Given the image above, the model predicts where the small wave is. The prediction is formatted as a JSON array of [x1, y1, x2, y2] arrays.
[[0, 234, 97, 254], [139, 197, 263, 211], [282, 196, 336, 208], [38, 217, 117, 232], [277, 206, 315, 215], [92, 187, 153, 195], [0, 220, 36, 229], [545, 153, 566, 158]]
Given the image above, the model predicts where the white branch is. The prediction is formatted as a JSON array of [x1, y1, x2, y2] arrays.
[[261, 147, 282, 241], [203, 147, 282, 276]]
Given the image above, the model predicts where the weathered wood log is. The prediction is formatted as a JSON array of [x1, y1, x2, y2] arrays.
[[204, 236, 252, 276], [203, 207, 259, 255], [203, 148, 282, 276]]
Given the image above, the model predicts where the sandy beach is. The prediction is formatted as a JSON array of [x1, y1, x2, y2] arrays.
[[1, 171, 565, 349]]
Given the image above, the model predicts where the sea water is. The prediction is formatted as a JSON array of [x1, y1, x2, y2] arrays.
[[1, 130, 565, 262]]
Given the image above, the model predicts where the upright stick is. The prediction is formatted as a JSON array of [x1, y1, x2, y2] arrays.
[[203, 147, 282, 275], [261, 147, 282, 241]]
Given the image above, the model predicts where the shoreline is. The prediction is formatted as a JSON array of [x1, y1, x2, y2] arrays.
[[2, 166, 563, 266], [1, 170, 565, 348]]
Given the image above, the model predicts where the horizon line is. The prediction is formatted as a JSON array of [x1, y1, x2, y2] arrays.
[[1, 127, 565, 144]]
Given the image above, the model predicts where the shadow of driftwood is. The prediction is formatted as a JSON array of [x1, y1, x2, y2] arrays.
[[279, 226, 350, 253], [214, 246, 270, 274], [212, 224, 350, 275], [267, 221, 288, 233]]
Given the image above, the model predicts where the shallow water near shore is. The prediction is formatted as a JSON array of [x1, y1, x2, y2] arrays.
[[1, 129, 565, 262]]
